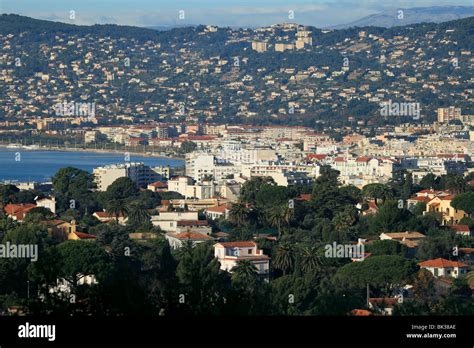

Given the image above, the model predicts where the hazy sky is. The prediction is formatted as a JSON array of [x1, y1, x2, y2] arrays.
[[1, 0, 473, 28]]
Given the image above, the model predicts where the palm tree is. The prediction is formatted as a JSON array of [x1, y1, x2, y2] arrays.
[[267, 204, 293, 239], [332, 206, 357, 233], [299, 246, 323, 273], [127, 201, 150, 225], [231, 259, 258, 282], [106, 199, 128, 221], [273, 242, 295, 275], [229, 202, 250, 226]]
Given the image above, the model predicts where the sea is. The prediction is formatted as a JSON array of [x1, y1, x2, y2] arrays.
[[0, 148, 184, 182]]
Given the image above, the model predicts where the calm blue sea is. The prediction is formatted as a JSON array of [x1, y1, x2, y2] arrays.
[[0, 148, 184, 182]]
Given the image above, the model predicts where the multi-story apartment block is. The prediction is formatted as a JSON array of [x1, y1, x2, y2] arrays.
[[437, 107, 461, 123], [167, 176, 217, 199], [93, 162, 160, 191]]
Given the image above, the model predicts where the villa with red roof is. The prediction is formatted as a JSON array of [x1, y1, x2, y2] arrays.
[[4, 203, 37, 221], [205, 204, 230, 220], [425, 195, 467, 225], [214, 241, 270, 277], [418, 258, 469, 278]]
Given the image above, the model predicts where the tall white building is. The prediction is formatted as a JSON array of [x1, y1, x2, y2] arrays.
[[186, 154, 240, 182], [93, 162, 160, 191]]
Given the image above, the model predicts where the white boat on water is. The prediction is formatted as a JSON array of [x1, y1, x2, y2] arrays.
[[6, 144, 21, 149], [22, 145, 40, 150]]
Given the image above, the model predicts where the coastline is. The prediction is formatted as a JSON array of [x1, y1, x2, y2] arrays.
[[0, 144, 185, 162]]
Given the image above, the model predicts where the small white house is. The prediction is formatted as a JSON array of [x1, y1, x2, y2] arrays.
[[418, 258, 469, 278], [36, 196, 56, 214], [165, 232, 214, 249], [213, 241, 270, 276]]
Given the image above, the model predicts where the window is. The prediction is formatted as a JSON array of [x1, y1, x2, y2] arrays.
[[434, 268, 439, 276], [248, 249, 252, 254]]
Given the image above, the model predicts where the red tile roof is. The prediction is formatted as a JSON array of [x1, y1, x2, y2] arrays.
[[215, 241, 256, 248], [206, 205, 229, 213], [148, 181, 168, 187], [449, 225, 470, 233], [350, 309, 373, 316], [418, 258, 468, 268], [93, 212, 124, 218], [369, 298, 398, 307], [72, 232, 97, 239], [176, 220, 208, 226], [306, 154, 327, 160], [4, 203, 37, 220], [296, 194, 312, 201]]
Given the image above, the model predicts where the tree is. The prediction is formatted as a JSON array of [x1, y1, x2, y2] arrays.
[[101, 177, 138, 202], [175, 243, 229, 314], [412, 269, 436, 303], [334, 255, 418, 293], [451, 192, 474, 217], [267, 204, 292, 239], [0, 184, 20, 206], [106, 199, 128, 221], [228, 202, 250, 226], [362, 183, 393, 205], [239, 177, 276, 205], [273, 242, 295, 275], [126, 200, 151, 225], [51, 167, 97, 215], [54, 241, 112, 288], [369, 200, 413, 233], [332, 205, 358, 234], [419, 173, 439, 190], [180, 141, 197, 154], [367, 240, 407, 257], [401, 172, 414, 200], [231, 260, 258, 282], [299, 246, 323, 273], [443, 174, 467, 195], [24, 207, 55, 223]]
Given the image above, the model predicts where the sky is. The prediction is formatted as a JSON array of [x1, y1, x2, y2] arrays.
[[1, 0, 473, 28]]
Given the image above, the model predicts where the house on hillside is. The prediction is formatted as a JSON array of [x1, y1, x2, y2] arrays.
[[4, 203, 36, 221], [213, 241, 270, 278], [418, 258, 469, 278], [425, 195, 467, 225]]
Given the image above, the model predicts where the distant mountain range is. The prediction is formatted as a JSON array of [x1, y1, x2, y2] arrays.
[[330, 6, 474, 29]]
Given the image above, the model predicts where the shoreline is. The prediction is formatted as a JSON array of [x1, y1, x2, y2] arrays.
[[0, 144, 185, 162]]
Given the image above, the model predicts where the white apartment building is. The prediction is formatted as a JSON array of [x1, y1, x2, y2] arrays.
[[186, 154, 241, 182], [167, 176, 216, 199], [152, 211, 190, 232], [214, 241, 270, 277], [93, 162, 160, 191], [241, 162, 321, 181], [331, 156, 396, 187], [218, 140, 278, 164]]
